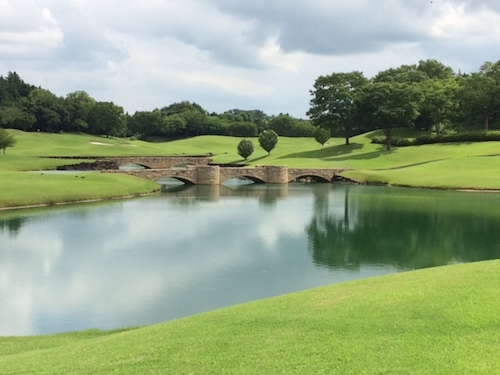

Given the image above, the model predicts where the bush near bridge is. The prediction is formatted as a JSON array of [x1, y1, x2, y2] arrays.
[[372, 130, 500, 147]]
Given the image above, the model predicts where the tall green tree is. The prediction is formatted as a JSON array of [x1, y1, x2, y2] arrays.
[[258, 129, 278, 155], [129, 110, 167, 139], [0, 106, 36, 131], [0, 128, 16, 154], [65, 91, 96, 133], [307, 71, 368, 145], [3, 72, 34, 102], [458, 61, 500, 131], [420, 78, 459, 135], [373, 64, 428, 85], [87, 101, 125, 137], [357, 82, 423, 150], [417, 59, 455, 80], [26, 88, 69, 132]]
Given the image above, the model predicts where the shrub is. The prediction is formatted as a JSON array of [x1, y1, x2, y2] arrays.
[[258, 129, 278, 155], [237, 139, 254, 160], [314, 127, 331, 146], [372, 131, 500, 147]]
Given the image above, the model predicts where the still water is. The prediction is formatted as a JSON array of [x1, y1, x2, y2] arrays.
[[1, 184, 499, 336]]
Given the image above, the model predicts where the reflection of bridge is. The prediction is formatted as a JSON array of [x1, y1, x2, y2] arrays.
[[104, 163, 347, 185]]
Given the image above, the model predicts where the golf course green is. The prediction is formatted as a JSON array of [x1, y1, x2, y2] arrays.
[[0, 129, 499, 374], [1, 129, 499, 209]]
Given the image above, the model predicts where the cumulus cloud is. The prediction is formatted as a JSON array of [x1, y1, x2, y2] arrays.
[[1, 0, 500, 117]]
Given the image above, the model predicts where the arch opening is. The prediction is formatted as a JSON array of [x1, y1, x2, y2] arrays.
[[290, 175, 330, 183], [222, 176, 265, 186], [119, 163, 150, 170], [156, 177, 195, 187]]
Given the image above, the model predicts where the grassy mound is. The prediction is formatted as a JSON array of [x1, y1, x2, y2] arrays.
[[0, 260, 498, 374]]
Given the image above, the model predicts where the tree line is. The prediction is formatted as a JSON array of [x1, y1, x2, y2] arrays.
[[308, 59, 500, 150], [0, 72, 314, 139], [2, 58, 499, 150]]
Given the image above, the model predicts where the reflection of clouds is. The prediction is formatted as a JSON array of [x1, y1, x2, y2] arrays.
[[0, 186, 388, 336], [0, 196, 279, 335], [257, 201, 311, 250]]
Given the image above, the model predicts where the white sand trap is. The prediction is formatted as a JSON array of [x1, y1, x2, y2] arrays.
[[90, 142, 113, 146]]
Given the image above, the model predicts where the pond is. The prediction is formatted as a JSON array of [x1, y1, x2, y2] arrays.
[[1, 183, 499, 336]]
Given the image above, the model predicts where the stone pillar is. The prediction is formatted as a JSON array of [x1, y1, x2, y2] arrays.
[[196, 165, 220, 185], [265, 166, 288, 184]]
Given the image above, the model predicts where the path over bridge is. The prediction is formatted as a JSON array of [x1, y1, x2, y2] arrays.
[[103, 155, 212, 169], [104, 165, 348, 185]]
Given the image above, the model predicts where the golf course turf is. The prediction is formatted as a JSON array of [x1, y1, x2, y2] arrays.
[[0, 260, 498, 374], [0, 129, 499, 373]]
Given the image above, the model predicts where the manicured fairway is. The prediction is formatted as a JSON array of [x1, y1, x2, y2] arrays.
[[0, 260, 498, 374], [1, 130, 499, 373], [1, 130, 499, 208]]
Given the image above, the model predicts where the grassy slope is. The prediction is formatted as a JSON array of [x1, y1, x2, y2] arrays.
[[0, 260, 498, 374], [0, 131, 166, 209], [1, 131, 499, 373], [165, 131, 500, 189], [1, 129, 499, 208]]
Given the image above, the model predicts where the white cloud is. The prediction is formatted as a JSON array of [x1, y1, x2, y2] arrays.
[[1, 0, 500, 117]]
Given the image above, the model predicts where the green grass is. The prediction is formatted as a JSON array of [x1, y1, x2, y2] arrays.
[[0, 170, 159, 209], [0, 260, 498, 374], [1, 129, 499, 208], [1, 130, 499, 373]]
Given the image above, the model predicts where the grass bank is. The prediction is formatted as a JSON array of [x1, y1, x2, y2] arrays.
[[1, 129, 499, 209], [0, 260, 498, 374]]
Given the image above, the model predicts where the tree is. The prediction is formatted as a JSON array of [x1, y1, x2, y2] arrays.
[[65, 91, 96, 133], [314, 127, 331, 146], [267, 114, 315, 137], [237, 139, 254, 160], [227, 121, 258, 137], [458, 61, 500, 131], [129, 110, 167, 139], [0, 106, 36, 131], [373, 64, 428, 85], [26, 88, 69, 132], [417, 59, 455, 80], [0, 128, 16, 154], [307, 71, 368, 145], [420, 78, 459, 135], [357, 82, 423, 150], [258, 129, 278, 155], [87, 101, 125, 137]]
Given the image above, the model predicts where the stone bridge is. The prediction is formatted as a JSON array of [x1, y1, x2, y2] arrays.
[[104, 165, 347, 185]]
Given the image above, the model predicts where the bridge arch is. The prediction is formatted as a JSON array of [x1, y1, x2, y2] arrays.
[[220, 175, 266, 184], [155, 176, 196, 185], [289, 174, 332, 183], [119, 163, 151, 170]]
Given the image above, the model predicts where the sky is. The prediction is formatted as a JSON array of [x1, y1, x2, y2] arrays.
[[1, 0, 500, 118]]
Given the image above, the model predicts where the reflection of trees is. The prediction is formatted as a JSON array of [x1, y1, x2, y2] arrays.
[[0, 217, 26, 237], [307, 187, 500, 270]]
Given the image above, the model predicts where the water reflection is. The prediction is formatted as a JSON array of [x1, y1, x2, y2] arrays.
[[0, 185, 499, 336]]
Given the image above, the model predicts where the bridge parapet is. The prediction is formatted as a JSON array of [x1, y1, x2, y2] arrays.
[[104, 156, 212, 169], [103, 165, 347, 185]]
